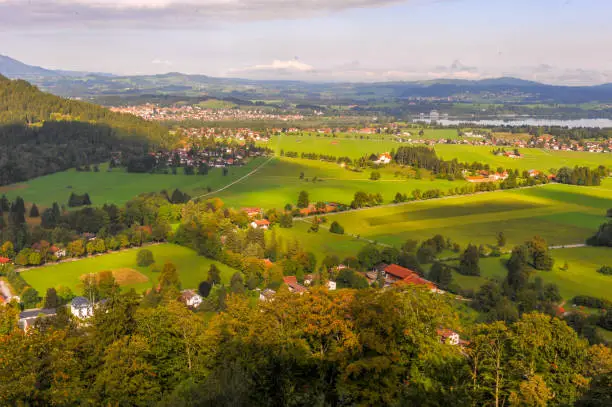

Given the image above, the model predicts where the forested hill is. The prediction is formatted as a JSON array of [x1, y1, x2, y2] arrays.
[[0, 75, 174, 186]]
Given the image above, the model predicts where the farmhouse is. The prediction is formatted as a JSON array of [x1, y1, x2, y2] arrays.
[[283, 276, 307, 294], [180, 289, 203, 308], [250, 219, 270, 230], [70, 296, 94, 319], [370, 264, 437, 289], [374, 153, 393, 165], [18, 308, 57, 331], [242, 207, 262, 219]]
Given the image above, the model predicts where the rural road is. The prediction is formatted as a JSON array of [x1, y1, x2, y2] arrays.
[[549, 244, 587, 250]]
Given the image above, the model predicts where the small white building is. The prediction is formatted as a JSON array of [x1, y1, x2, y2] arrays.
[[327, 281, 337, 291], [374, 153, 392, 165], [181, 290, 203, 308], [259, 288, 276, 302], [71, 297, 94, 319], [250, 219, 270, 230]]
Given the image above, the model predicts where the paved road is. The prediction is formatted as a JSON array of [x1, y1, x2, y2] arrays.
[[549, 244, 587, 250]]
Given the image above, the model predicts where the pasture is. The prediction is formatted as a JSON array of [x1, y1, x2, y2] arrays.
[[444, 247, 612, 301], [20, 244, 238, 294], [262, 133, 612, 171], [215, 157, 467, 209], [308, 182, 611, 248], [0, 159, 266, 208]]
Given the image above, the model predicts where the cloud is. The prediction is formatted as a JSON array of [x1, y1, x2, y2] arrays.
[[228, 59, 315, 76], [151, 59, 173, 66], [0, 0, 417, 28]]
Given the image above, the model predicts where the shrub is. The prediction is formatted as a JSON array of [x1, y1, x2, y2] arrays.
[[597, 265, 612, 276], [572, 295, 612, 309], [329, 221, 344, 235], [136, 249, 155, 267]]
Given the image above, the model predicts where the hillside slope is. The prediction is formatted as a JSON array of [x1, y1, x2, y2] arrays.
[[0, 75, 173, 186]]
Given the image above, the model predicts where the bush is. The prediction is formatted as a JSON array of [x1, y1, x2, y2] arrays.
[[572, 295, 612, 309], [597, 265, 612, 275], [136, 249, 155, 267], [329, 221, 344, 235]]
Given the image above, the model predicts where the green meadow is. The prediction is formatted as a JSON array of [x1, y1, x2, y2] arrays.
[[263, 133, 612, 171], [308, 182, 611, 248], [20, 244, 238, 294], [445, 247, 612, 301], [1, 159, 266, 208], [215, 157, 467, 209]]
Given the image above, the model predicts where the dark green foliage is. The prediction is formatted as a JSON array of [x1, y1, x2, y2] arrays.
[[21, 287, 40, 309], [230, 272, 245, 294], [597, 266, 612, 275], [279, 213, 293, 228], [428, 262, 453, 289], [587, 221, 612, 247], [350, 191, 383, 209], [458, 244, 480, 276], [68, 192, 91, 208], [369, 171, 381, 180], [29, 203, 39, 218], [0, 77, 171, 186], [43, 288, 59, 308], [555, 166, 601, 186], [329, 221, 344, 235], [198, 281, 212, 298], [207, 264, 221, 285], [136, 249, 155, 267], [336, 268, 369, 289], [357, 244, 381, 270], [170, 189, 191, 204], [572, 296, 612, 309], [297, 190, 309, 209]]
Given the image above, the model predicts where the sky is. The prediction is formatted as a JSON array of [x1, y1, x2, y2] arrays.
[[0, 0, 611, 84]]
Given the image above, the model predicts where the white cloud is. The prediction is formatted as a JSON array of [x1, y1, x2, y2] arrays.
[[0, 0, 417, 28], [151, 59, 173, 66], [229, 59, 314, 74]]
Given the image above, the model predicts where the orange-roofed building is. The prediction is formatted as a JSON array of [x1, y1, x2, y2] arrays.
[[283, 276, 307, 294]]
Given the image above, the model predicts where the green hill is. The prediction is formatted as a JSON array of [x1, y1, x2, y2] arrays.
[[0, 75, 174, 185]]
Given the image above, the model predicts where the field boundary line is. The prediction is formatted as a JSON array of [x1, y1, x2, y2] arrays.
[[297, 183, 549, 220], [191, 156, 276, 201]]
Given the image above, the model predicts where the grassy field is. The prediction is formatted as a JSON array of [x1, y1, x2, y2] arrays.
[[214, 157, 467, 209], [20, 244, 239, 294], [0, 159, 266, 208], [445, 247, 612, 301], [308, 182, 611, 248], [274, 220, 368, 265], [262, 134, 612, 171]]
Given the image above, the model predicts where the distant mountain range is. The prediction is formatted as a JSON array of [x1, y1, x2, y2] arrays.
[[3, 54, 612, 105]]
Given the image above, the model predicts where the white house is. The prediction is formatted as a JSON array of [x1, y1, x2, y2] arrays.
[[18, 308, 56, 331], [374, 153, 392, 165], [327, 281, 337, 291], [437, 329, 460, 345], [259, 288, 276, 302], [181, 290, 203, 308], [70, 297, 94, 319]]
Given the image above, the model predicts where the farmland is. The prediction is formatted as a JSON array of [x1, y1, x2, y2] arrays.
[[0, 158, 266, 208], [443, 247, 612, 301], [262, 133, 612, 171], [305, 181, 611, 248], [215, 157, 467, 209], [19, 244, 238, 294]]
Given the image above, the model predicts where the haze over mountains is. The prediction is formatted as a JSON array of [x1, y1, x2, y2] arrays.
[[3, 54, 612, 105]]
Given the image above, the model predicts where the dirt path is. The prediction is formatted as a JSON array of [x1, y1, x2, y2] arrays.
[[548, 244, 587, 250], [191, 156, 276, 201], [0, 279, 13, 300]]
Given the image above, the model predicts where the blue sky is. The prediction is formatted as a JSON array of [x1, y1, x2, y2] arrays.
[[0, 0, 611, 84]]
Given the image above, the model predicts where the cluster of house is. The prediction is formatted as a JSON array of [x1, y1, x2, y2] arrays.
[[180, 127, 271, 143], [529, 134, 612, 153], [110, 104, 304, 122], [17, 288, 205, 331], [149, 146, 267, 169]]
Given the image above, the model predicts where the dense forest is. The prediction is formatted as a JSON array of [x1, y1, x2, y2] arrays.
[[0, 75, 176, 186]]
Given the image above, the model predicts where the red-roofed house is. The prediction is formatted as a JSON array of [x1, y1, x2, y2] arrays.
[[0, 257, 10, 264], [374, 153, 393, 165], [242, 207, 262, 219], [372, 264, 437, 290], [250, 219, 270, 230], [437, 328, 460, 345], [283, 276, 307, 294]]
